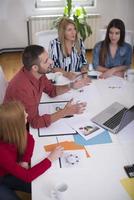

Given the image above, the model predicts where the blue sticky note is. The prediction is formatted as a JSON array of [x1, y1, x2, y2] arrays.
[[74, 131, 112, 146]]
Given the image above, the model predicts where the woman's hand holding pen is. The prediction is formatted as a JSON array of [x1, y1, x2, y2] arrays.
[[47, 146, 64, 162]]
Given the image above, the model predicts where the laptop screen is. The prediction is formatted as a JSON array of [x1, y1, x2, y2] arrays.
[[117, 105, 134, 133]]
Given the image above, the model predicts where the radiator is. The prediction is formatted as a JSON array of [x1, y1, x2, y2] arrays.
[[28, 14, 100, 49]]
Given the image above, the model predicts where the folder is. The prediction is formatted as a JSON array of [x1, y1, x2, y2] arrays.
[[121, 178, 134, 199], [44, 141, 90, 158]]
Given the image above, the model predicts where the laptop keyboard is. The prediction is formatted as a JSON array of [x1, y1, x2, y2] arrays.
[[103, 108, 127, 130]]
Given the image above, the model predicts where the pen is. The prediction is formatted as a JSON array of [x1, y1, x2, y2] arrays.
[[63, 115, 74, 118], [108, 86, 121, 89], [70, 72, 87, 83], [56, 136, 59, 144], [75, 72, 87, 78], [56, 136, 62, 168]]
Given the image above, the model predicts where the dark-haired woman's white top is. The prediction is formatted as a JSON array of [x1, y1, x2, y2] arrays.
[[49, 38, 87, 72]]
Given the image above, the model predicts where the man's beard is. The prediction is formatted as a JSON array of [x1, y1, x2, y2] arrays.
[[37, 69, 46, 75], [37, 66, 52, 75]]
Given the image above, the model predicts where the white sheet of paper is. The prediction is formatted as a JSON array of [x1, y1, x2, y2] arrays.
[[93, 76, 134, 109], [39, 101, 68, 115], [105, 76, 126, 88], [38, 119, 76, 136], [48, 150, 88, 169], [38, 102, 75, 136], [60, 150, 87, 168]]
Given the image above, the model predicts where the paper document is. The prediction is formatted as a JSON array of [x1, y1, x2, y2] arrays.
[[74, 130, 112, 146], [38, 119, 76, 137], [67, 116, 104, 140], [60, 149, 87, 168], [39, 101, 68, 115], [106, 76, 125, 89], [44, 141, 90, 168], [38, 102, 76, 136]]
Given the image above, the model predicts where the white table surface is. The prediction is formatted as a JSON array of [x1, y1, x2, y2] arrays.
[[31, 75, 134, 200]]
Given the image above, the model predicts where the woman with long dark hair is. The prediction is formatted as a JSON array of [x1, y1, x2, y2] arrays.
[[93, 19, 132, 78]]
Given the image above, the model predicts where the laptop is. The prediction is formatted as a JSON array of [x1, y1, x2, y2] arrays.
[[91, 102, 134, 134]]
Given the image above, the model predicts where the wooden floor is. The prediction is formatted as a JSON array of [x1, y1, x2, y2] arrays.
[[0, 52, 22, 81], [16, 191, 31, 200], [0, 50, 94, 81], [0, 50, 134, 81]]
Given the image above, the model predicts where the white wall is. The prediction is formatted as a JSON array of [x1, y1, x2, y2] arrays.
[[0, 0, 33, 49], [96, 0, 134, 30], [0, 0, 134, 49]]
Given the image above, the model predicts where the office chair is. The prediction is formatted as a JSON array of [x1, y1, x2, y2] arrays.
[[0, 66, 8, 104], [34, 29, 57, 51]]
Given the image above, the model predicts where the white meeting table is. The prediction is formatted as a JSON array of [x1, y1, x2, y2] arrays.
[[31, 75, 134, 200]]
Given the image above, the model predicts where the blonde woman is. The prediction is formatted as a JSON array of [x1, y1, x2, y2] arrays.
[[0, 101, 63, 200], [49, 17, 88, 80]]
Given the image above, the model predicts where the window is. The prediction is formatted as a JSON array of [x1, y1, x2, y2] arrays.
[[35, 0, 64, 8], [35, 0, 96, 8]]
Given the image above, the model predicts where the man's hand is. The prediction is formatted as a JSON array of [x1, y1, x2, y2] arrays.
[[63, 99, 87, 116]]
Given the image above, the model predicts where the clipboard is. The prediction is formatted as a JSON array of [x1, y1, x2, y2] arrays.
[[38, 101, 76, 137]]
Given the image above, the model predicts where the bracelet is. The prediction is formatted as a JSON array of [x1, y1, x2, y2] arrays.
[[69, 81, 74, 89]]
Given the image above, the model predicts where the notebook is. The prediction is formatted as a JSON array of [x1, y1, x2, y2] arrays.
[[91, 102, 134, 134]]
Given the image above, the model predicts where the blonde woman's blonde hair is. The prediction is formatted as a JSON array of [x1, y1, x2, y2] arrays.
[[58, 17, 81, 57], [0, 101, 27, 157]]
